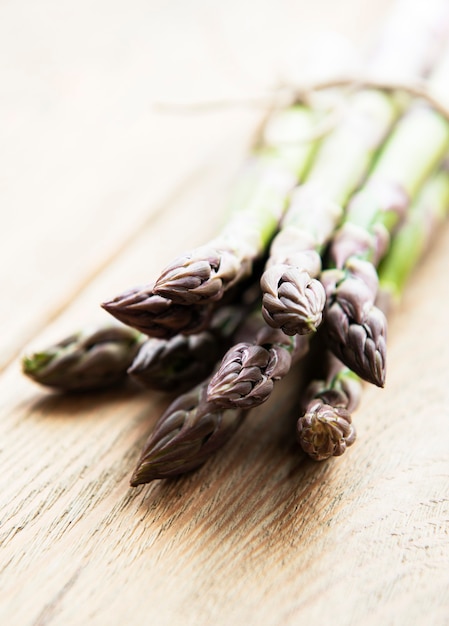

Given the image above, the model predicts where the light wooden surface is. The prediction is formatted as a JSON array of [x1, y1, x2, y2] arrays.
[[1, 1, 449, 625]]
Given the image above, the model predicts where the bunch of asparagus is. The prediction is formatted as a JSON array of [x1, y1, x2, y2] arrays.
[[21, 0, 449, 486]]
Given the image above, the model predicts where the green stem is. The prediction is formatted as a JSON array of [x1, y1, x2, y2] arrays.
[[345, 46, 449, 236], [306, 89, 401, 208], [220, 105, 322, 248], [259, 89, 406, 337], [378, 164, 449, 300]]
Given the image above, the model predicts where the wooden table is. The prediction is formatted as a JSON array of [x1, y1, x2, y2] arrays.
[[1, 1, 449, 624]]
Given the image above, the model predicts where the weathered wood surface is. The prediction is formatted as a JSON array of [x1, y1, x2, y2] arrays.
[[1, 1, 449, 625]]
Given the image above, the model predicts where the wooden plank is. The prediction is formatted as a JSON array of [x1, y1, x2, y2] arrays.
[[2, 162, 449, 625], [2, 223, 449, 625]]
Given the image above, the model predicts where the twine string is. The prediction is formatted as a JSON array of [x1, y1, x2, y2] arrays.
[[151, 75, 449, 145]]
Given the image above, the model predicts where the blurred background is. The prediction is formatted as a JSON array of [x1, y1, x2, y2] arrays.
[[0, 0, 393, 367]]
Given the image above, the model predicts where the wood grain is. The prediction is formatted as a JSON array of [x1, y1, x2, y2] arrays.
[[2, 1, 449, 625]]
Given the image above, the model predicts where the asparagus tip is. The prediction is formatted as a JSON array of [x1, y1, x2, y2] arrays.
[[297, 400, 356, 461], [261, 267, 326, 335], [22, 351, 54, 376], [206, 341, 292, 409], [129, 464, 158, 486]]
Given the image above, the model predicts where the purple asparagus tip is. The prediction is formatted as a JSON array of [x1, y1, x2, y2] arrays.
[[261, 265, 326, 335], [297, 400, 356, 461]]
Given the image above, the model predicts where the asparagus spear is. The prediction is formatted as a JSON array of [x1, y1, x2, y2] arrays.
[[22, 325, 143, 392], [101, 282, 215, 338], [149, 104, 321, 306], [260, 0, 449, 338], [260, 91, 399, 336], [298, 161, 449, 461], [128, 303, 249, 392], [130, 382, 245, 484], [206, 317, 308, 409], [320, 46, 449, 388], [296, 354, 360, 461]]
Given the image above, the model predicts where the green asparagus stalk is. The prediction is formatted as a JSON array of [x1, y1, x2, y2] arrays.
[[260, 91, 395, 336], [149, 104, 322, 306], [298, 160, 449, 461], [320, 45, 449, 388], [376, 160, 449, 311], [206, 312, 309, 409], [130, 381, 245, 484], [22, 325, 144, 392], [260, 0, 449, 338]]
